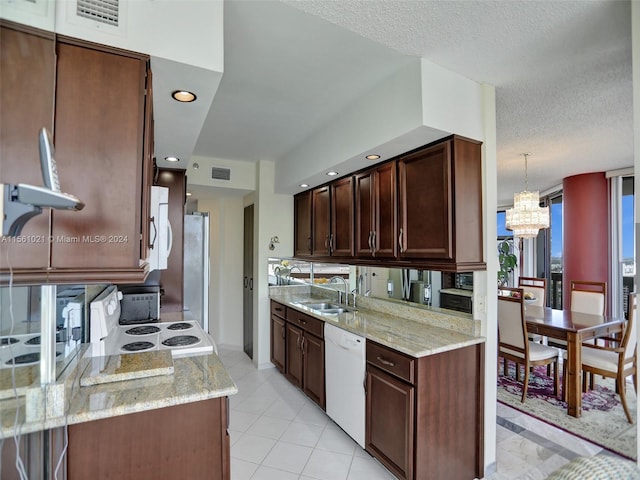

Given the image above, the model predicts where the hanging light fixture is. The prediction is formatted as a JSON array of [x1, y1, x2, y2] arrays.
[[505, 153, 549, 239]]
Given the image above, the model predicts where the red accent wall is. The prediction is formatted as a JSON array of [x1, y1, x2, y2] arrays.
[[562, 172, 609, 311]]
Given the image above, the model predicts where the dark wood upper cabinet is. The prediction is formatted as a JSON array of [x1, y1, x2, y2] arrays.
[[329, 176, 354, 258], [398, 141, 452, 259], [293, 179, 354, 259], [293, 191, 312, 257], [397, 136, 483, 270], [355, 161, 396, 259], [293, 136, 484, 271], [0, 23, 54, 271], [51, 40, 149, 272], [311, 185, 331, 256], [0, 27, 154, 284]]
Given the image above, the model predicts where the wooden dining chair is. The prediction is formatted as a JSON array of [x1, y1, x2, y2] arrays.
[[498, 287, 560, 402], [570, 280, 606, 315], [518, 276, 547, 307], [518, 276, 547, 346], [562, 292, 637, 423]]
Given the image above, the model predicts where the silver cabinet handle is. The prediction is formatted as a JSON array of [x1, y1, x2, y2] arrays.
[[376, 356, 395, 367], [398, 228, 405, 253], [371, 230, 377, 256]]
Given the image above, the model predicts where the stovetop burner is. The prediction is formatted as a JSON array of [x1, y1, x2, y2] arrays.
[[167, 323, 193, 331], [1, 337, 19, 346], [122, 341, 155, 352], [125, 325, 161, 336], [161, 335, 199, 347]]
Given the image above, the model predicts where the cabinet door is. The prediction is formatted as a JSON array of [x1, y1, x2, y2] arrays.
[[294, 191, 312, 256], [354, 170, 374, 257], [355, 163, 397, 259], [372, 161, 397, 258], [366, 365, 414, 480], [285, 323, 303, 388], [302, 333, 325, 409], [397, 141, 452, 259], [270, 315, 286, 373], [330, 177, 354, 258], [52, 41, 148, 270], [0, 24, 55, 270], [311, 186, 331, 256]]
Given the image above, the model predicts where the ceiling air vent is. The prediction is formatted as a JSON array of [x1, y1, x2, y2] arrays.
[[211, 167, 231, 181], [77, 0, 119, 27]]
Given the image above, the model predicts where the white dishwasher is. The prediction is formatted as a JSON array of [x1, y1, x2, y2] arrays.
[[324, 323, 366, 448]]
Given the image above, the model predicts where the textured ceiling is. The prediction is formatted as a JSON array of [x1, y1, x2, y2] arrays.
[[192, 0, 633, 205]]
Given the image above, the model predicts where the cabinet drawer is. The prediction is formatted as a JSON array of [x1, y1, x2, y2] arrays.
[[366, 341, 414, 384], [271, 301, 287, 318], [440, 293, 472, 314], [286, 308, 324, 338]]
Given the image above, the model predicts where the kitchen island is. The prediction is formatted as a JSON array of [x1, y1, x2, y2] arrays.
[[270, 285, 485, 480], [1, 348, 237, 480]]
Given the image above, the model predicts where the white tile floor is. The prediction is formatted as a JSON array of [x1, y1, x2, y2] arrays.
[[218, 347, 626, 480]]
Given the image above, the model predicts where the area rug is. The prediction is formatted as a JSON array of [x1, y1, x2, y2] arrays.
[[497, 364, 637, 460]]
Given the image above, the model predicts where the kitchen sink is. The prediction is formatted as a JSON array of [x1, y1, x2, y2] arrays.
[[301, 302, 343, 310], [298, 301, 356, 314]]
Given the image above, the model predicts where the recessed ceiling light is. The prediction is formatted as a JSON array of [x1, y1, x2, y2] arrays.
[[172, 90, 197, 102], [165, 156, 180, 162], [366, 154, 380, 160], [299, 183, 309, 188], [326, 171, 339, 176]]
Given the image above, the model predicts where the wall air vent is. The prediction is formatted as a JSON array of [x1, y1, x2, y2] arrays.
[[211, 167, 231, 181], [77, 0, 119, 26]]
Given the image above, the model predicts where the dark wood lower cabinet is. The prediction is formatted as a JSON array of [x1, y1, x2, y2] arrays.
[[270, 314, 286, 373], [366, 341, 484, 480], [67, 397, 230, 480], [302, 331, 325, 408], [285, 323, 304, 388], [271, 301, 325, 410], [366, 365, 415, 480]]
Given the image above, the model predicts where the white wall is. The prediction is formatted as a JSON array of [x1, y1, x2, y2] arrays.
[[198, 194, 245, 348], [480, 83, 498, 475], [53, 0, 224, 72], [274, 58, 485, 195], [188, 156, 257, 191], [421, 58, 485, 142], [254, 160, 294, 368]]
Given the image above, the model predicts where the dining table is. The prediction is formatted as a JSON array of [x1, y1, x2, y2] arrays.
[[524, 305, 627, 418]]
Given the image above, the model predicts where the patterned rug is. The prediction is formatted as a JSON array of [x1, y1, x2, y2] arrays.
[[497, 363, 637, 460]]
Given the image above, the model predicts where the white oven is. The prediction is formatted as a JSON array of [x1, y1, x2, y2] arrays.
[[89, 285, 215, 359]]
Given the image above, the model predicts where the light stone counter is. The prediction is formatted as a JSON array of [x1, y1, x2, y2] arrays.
[[270, 286, 484, 358], [440, 288, 474, 298], [0, 348, 237, 439]]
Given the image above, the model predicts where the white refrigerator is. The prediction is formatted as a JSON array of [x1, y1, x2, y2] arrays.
[[183, 212, 210, 332]]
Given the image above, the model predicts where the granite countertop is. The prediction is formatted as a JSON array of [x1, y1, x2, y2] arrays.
[[0, 349, 237, 439], [440, 288, 474, 297], [270, 291, 484, 358]]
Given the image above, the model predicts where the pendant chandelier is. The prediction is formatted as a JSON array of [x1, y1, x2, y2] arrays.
[[505, 153, 549, 239]]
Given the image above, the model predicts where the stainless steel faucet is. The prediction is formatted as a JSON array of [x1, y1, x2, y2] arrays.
[[329, 276, 348, 306]]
